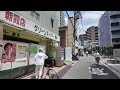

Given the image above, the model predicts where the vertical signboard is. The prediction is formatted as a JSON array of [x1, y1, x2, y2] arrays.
[[61, 47, 65, 60], [65, 47, 72, 61]]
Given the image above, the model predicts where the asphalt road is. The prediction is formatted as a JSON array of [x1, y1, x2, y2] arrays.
[[61, 55, 119, 79]]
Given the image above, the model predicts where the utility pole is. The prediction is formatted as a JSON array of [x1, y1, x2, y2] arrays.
[[73, 11, 81, 54], [73, 11, 76, 54]]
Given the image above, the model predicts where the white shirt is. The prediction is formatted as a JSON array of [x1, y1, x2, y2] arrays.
[[34, 52, 48, 65], [94, 52, 100, 58]]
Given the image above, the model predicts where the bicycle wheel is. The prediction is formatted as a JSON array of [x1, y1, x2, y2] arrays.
[[47, 69, 59, 79]]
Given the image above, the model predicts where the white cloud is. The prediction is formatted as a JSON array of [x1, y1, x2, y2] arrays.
[[64, 11, 105, 35], [83, 13, 100, 20], [82, 11, 105, 31]]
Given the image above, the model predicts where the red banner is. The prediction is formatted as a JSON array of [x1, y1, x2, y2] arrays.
[[1, 41, 16, 63]]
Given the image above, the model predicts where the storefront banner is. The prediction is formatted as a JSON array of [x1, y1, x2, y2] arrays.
[[1, 41, 16, 63], [0, 11, 60, 41], [16, 43, 29, 61]]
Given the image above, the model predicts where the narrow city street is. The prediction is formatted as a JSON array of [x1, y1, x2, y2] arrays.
[[61, 55, 119, 79], [1, 11, 120, 79]]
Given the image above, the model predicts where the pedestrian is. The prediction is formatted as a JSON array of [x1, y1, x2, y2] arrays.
[[94, 50, 101, 65], [34, 48, 48, 79]]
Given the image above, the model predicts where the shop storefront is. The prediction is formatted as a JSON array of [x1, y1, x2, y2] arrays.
[[0, 11, 60, 79]]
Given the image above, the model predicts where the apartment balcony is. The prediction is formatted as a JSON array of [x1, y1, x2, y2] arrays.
[[111, 18, 120, 23], [112, 42, 120, 45], [112, 34, 120, 39], [110, 11, 120, 17], [111, 26, 120, 31]]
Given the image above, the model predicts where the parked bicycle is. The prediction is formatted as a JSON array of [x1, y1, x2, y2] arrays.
[[41, 64, 59, 79]]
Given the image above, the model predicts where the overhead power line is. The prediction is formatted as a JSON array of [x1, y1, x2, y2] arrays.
[[65, 11, 74, 29]]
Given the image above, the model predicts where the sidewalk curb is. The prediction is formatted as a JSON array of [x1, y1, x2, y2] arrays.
[[17, 73, 35, 79], [100, 61, 120, 78]]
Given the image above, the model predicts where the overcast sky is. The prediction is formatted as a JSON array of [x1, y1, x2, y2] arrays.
[[64, 11, 105, 35]]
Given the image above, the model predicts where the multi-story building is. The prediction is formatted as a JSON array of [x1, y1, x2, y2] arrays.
[[86, 26, 99, 42], [0, 11, 60, 79], [110, 11, 120, 48], [59, 16, 80, 53], [67, 17, 75, 47], [99, 11, 120, 49], [59, 11, 65, 27], [59, 26, 67, 47], [59, 17, 75, 48], [98, 11, 112, 47], [85, 26, 99, 52]]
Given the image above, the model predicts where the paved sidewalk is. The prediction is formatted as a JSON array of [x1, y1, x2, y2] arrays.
[[20, 65, 68, 79], [100, 57, 120, 78], [19, 60, 79, 79]]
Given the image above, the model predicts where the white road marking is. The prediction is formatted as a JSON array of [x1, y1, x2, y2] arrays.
[[89, 67, 109, 76]]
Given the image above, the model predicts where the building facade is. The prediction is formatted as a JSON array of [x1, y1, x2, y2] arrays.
[[0, 11, 60, 79], [59, 17, 75, 48], [98, 11, 112, 47], [110, 11, 120, 48], [59, 17, 80, 55], [86, 26, 99, 43], [59, 26, 67, 47], [67, 17, 75, 48], [59, 11, 65, 27], [99, 11, 120, 49], [83, 26, 99, 53]]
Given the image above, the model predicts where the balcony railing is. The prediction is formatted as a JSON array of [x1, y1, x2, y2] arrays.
[[112, 34, 120, 39], [111, 26, 120, 31], [110, 18, 120, 23], [112, 42, 120, 45]]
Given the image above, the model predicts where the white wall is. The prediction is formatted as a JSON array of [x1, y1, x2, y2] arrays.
[[65, 47, 72, 61], [15, 11, 60, 35]]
